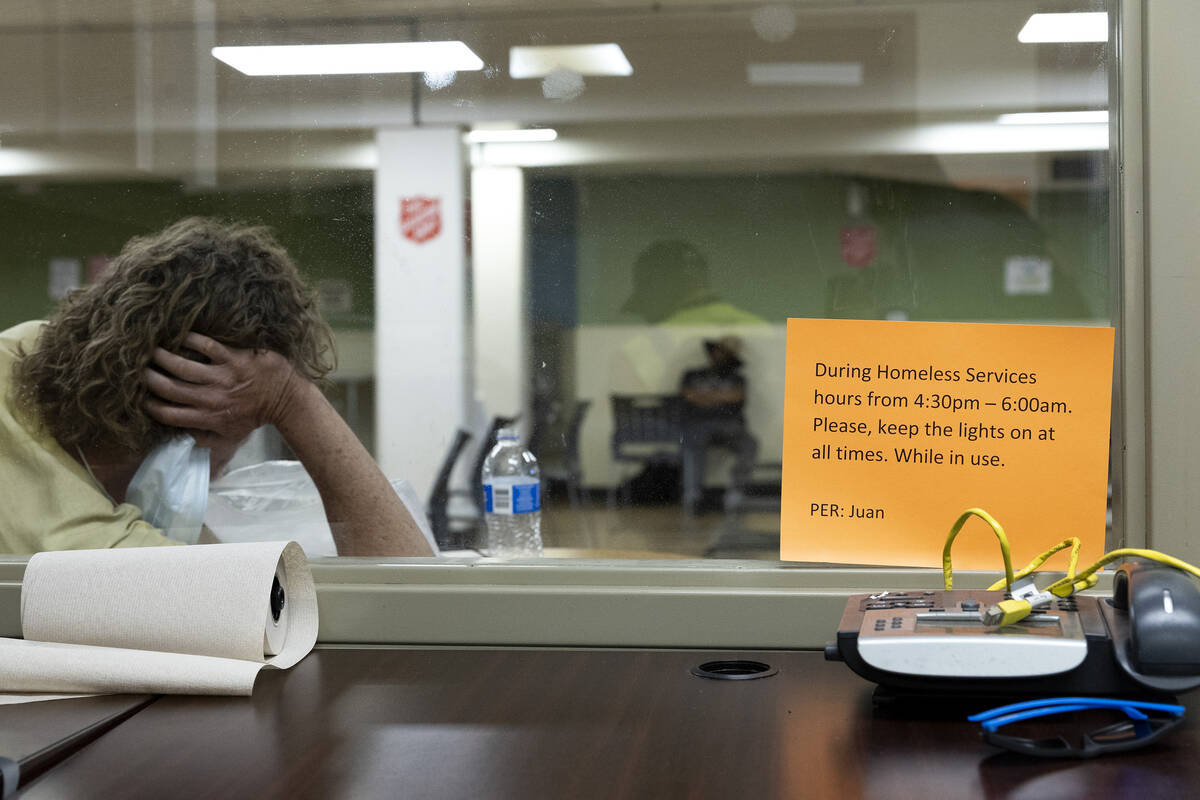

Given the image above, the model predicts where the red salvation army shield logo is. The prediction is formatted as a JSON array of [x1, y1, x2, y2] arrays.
[[400, 196, 442, 244], [840, 225, 877, 268]]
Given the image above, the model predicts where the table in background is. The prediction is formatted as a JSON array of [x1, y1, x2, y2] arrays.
[[15, 650, 1200, 799]]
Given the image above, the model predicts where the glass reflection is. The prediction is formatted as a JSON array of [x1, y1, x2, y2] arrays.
[[0, 1, 1112, 560]]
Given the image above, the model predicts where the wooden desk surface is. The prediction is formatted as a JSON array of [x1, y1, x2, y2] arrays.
[[16, 649, 1200, 799], [0, 694, 154, 793]]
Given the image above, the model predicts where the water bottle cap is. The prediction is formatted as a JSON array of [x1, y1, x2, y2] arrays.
[[497, 427, 519, 441]]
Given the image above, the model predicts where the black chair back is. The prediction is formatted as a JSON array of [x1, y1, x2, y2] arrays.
[[610, 394, 684, 462], [426, 429, 472, 550], [562, 399, 592, 476]]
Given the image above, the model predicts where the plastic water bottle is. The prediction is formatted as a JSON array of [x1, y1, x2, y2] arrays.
[[481, 428, 543, 558]]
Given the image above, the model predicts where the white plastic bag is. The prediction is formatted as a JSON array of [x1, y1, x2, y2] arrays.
[[126, 434, 211, 546], [205, 460, 438, 556]]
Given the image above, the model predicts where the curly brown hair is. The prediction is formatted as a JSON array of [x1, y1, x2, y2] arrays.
[[14, 217, 335, 454]]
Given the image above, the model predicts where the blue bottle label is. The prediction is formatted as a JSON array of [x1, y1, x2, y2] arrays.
[[484, 479, 540, 514]]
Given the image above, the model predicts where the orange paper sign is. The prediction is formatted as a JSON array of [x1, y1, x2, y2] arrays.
[[781, 319, 1114, 569]]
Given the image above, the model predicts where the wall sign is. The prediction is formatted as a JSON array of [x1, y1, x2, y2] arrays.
[[1004, 256, 1053, 295], [48, 257, 81, 300], [316, 279, 353, 315], [839, 226, 877, 268], [781, 318, 1114, 569], [400, 195, 443, 244]]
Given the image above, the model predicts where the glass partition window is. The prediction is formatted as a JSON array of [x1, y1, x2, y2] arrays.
[[0, 1, 1114, 560]]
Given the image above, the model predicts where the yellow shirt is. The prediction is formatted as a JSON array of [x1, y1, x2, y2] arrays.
[[661, 301, 767, 326], [0, 321, 180, 553]]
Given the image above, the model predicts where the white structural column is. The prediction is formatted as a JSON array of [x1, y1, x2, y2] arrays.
[[470, 166, 528, 428], [374, 128, 469, 500]]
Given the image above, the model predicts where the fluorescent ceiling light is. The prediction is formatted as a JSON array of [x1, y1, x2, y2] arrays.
[[211, 41, 484, 76], [997, 110, 1109, 125], [509, 44, 632, 79], [1018, 12, 1108, 43], [465, 129, 558, 144], [0, 148, 119, 177], [909, 121, 1108, 154], [747, 62, 863, 87]]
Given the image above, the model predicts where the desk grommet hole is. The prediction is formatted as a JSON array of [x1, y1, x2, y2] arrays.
[[690, 660, 778, 681]]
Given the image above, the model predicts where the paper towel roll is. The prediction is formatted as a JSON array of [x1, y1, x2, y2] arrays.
[[0, 541, 317, 702]]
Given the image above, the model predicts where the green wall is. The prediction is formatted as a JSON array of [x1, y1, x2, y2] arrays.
[[0, 178, 375, 333], [574, 173, 1108, 324], [1, 171, 1111, 336]]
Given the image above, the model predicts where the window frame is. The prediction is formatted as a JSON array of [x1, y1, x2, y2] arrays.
[[6, 0, 1194, 649]]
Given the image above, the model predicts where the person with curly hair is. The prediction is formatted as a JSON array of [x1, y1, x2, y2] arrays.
[[0, 217, 433, 556]]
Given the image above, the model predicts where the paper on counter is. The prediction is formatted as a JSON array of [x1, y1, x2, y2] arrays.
[[0, 541, 316, 703]]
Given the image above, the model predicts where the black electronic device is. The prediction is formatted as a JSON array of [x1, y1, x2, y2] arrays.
[[825, 562, 1200, 698]]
